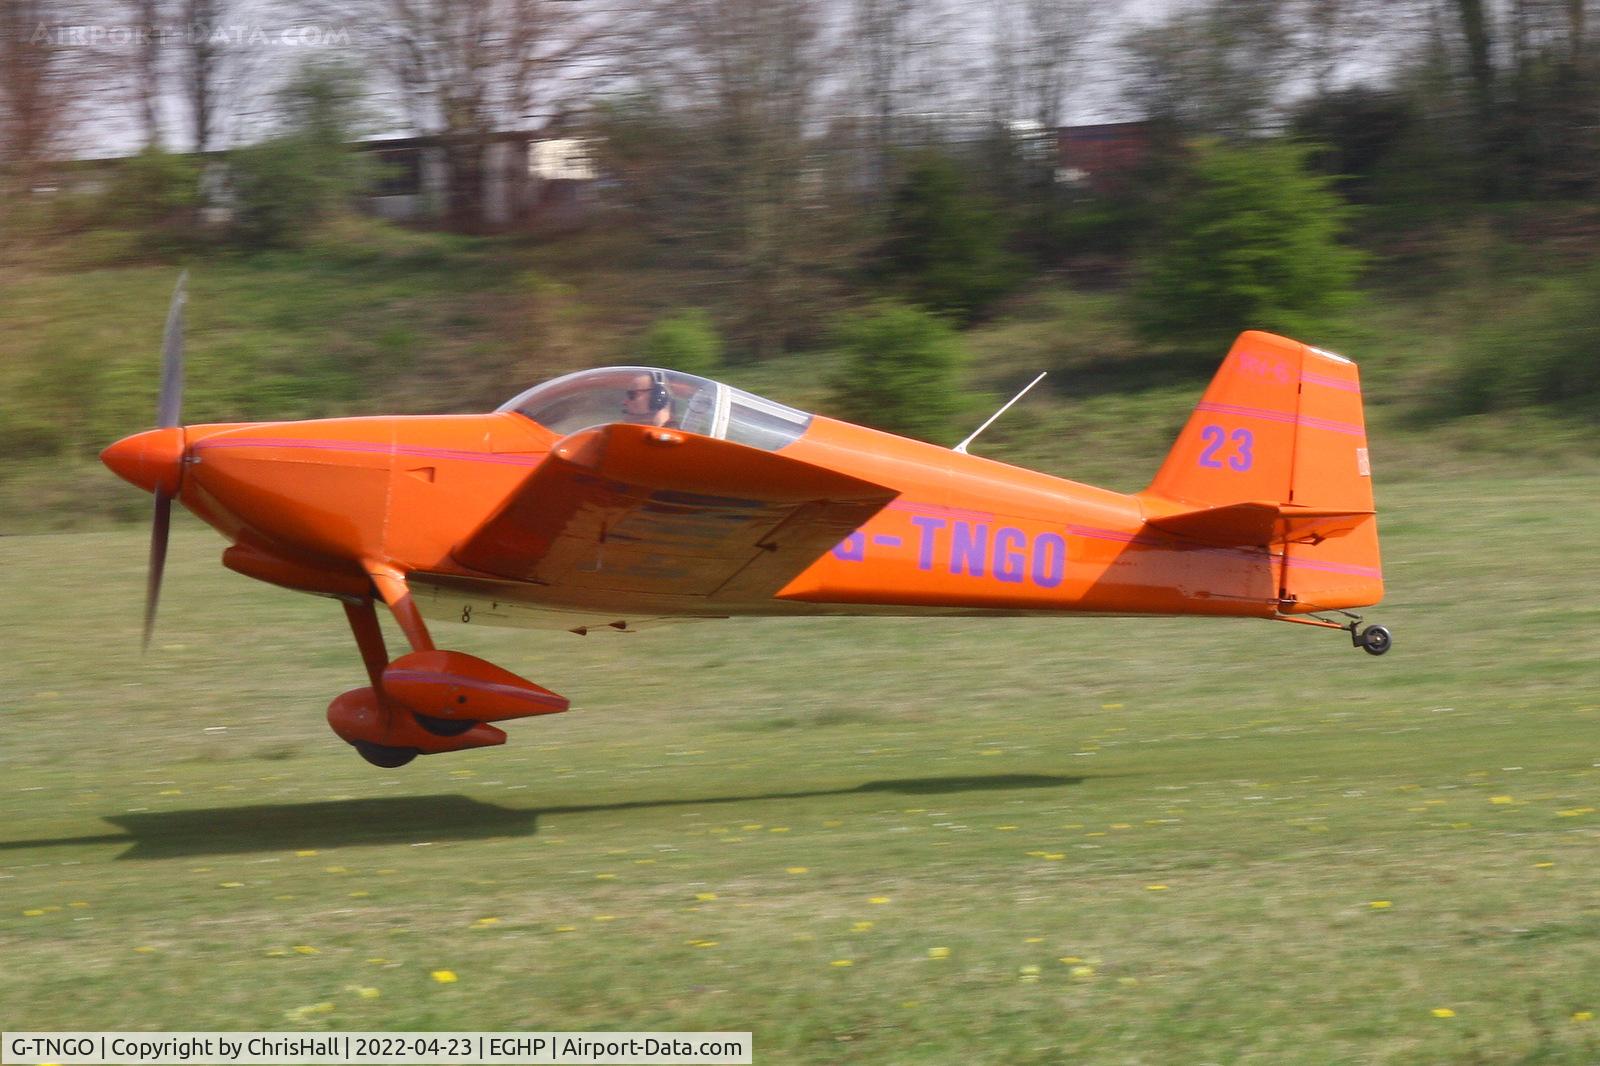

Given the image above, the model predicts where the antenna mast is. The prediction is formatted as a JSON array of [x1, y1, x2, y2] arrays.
[[952, 372, 1047, 455]]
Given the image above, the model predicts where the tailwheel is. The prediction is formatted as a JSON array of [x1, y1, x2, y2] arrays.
[[351, 740, 419, 768], [1357, 624, 1392, 656]]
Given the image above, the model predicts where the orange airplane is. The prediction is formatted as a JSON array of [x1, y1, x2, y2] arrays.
[[103, 275, 1387, 768]]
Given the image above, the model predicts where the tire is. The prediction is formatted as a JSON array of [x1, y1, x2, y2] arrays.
[[1361, 625, 1392, 656], [352, 740, 419, 768], [413, 713, 479, 737]]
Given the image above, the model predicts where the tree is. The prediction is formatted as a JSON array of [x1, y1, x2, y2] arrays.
[[828, 301, 968, 441], [350, 0, 601, 228], [1120, 0, 1292, 138], [880, 151, 1021, 322], [228, 60, 371, 246], [1134, 141, 1364, 358], [0, 1, 74, 189]]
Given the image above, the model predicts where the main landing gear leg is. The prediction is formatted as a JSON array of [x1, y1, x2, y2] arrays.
[[365, 563, 435, 653], [334, 595, 420, 768]]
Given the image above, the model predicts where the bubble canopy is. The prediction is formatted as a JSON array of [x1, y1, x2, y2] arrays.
[[498, 367, 815, 452]]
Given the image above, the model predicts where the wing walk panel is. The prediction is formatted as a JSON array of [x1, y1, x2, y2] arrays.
[[452, 423, 897, 603]]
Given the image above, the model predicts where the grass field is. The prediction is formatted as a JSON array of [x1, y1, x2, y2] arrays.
[[3, 465, 1599, 1064]]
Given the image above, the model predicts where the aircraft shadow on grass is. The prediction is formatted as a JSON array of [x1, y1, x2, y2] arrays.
[[0, 773, 1082, 860]]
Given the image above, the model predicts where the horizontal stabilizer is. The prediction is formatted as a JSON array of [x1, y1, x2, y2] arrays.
[[1144, 500, 1375, 548]]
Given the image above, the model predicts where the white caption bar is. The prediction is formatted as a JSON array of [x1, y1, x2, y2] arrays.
[[1, 1033, 752, 1065]]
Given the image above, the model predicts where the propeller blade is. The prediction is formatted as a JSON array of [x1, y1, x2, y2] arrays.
[[157, 270, 187, 429], [143, 489, 172, 651]]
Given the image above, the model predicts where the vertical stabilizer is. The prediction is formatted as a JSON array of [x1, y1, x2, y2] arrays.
[[1141, 331, 1383, 612]]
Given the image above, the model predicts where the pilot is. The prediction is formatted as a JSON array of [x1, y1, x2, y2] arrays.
[[622, 370, 673, 427]]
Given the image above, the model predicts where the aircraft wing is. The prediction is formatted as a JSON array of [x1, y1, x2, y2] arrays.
[[452, 423, 897, 602]]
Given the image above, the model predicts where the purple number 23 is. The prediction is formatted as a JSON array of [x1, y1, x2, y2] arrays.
[[1198, 425, 1253, 471]]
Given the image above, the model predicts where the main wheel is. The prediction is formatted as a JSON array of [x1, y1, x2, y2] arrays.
[[352, 740, 419, 768], [1360, 625, 1392, 656], [414, 713, 479, 738]]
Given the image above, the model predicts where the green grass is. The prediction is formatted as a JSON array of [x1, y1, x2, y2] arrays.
[[3, 467, 1599, 1062]]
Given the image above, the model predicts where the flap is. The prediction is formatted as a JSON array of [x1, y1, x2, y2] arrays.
[[1144, 500, 1375, 548], [452, 423, 897, 601]]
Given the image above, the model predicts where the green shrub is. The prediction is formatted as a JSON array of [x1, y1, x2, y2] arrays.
[[1450, 269, 1600, 415], [638, 309, 724, 376], [1134, 140, 1364, 358], [827, 302, 968, 441], [103, 146, 201, 233]]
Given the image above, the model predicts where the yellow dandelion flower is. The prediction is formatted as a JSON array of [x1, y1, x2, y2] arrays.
[[159, 789, 182, 796], [554, 925, 576, 932], [1059, 956, 1083, 964], [1573, 1011, 1593, 1022], [292, 945, 320, 955], [69, 901, 89, 909], [769, 826, 790, 833], [1431, 1008, 1455, 1018], [786, 867, 809, 875], [1111, 823, 1133, 830], [595, 873, 616, 880], [473, 917, 500, 928], [323, 866, 349, 875], [348, 890, 370, 898], [823, 819, 843, 828], [852, 921, 874, 932], [366, 958, 389, 965], [1071, 965, 1095, 979], [431, 970, 458, 984], [741, 824, 762, 831], [1370, 900, 1392, 909], [23, 909, 45, 917], [134, 946, 156, 954], [592, 914, 616, 922], [356, 987, 381, 1000], [266, 949, 289, 958], [295, 850, 318, 857], [830, 959, 853, 968], [995, 825, 1018, 831], [695, 892, 718, 901], [1145, 884, 1169, 891], [869, 896, 891, 904], [928, 947, 951, 959], [980, 749, 1003, 756], [1490, 795, 1514, 804], [1043, 853, 1065, 860], [1101, 703, 1123, 710], [1024, 937, 1043, 943], [1534, 862, 1555, 868], [634, 859, 656, 865]]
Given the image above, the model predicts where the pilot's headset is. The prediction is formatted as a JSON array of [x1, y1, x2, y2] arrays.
[[646, 369, 670, 413]]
